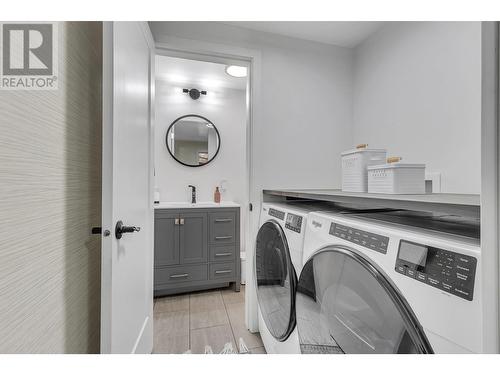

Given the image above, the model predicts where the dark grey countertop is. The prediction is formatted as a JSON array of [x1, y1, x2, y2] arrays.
[[263, 189, 480, 218]]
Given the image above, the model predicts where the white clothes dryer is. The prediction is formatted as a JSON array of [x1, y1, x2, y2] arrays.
[[255, 202, 331, 354], [296, 211, 481, 354]]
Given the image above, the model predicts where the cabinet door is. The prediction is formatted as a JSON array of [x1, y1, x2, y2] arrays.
[[179, 212, 208, 264], [154, 213, 179, 266]]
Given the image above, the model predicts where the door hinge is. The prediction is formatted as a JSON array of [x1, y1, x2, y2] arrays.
[[249, 203, 253, 212]]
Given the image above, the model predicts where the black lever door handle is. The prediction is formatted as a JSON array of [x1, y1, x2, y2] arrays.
[[115, 220, 141, 239]]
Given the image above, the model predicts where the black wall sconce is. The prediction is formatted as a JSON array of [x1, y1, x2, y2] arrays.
[[183, 88, 207, 100]]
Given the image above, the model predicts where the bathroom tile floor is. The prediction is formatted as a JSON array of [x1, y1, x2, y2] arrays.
[[153, 285, 266, 354]]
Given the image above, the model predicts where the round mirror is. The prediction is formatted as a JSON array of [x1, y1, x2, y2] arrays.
[[165, 114, 221, 167]]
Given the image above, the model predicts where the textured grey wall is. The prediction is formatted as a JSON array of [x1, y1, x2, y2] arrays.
[[0, 22, 102, 353]]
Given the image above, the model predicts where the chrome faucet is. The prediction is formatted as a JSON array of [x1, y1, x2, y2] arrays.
[[188, 185, 196, 204]]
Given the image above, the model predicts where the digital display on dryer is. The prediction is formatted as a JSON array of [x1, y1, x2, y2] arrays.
[[398, 241, 428, 267]]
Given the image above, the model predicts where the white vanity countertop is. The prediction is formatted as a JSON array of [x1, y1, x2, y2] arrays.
[[154, 201, 240, 209]]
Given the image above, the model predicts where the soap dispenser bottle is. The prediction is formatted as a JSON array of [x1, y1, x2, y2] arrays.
[[214, 187, 221, 203]]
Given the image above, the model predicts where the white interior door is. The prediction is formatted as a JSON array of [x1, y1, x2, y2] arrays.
[[101, 21, 155, 354]]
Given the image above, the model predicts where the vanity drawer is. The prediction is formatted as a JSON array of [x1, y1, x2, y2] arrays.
[[209, 212, 236, 244], [209, 245, 236, 262], [155, 264, 208, 286], [209, 262, 236, 281]]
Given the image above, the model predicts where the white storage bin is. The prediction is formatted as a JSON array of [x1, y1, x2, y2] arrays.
[[342, 145, 387, 192], [368, 160, 426, 194]]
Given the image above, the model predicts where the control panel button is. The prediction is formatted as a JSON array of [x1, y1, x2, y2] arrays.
[[427, 276, 440, 287], [455, 272, 470, 282], [457, 256, 472, 265], [406, 269, 417, 278], [440, 269, 452, 279], [330, 223, 389, 254], [441, 281, 453, 292], [416, 272, 427, 282], [456, 264, 471, 273], [453, 287, 471, 300], [396, 265, 406, 274]]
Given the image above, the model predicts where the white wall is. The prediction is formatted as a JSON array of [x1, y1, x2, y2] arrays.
[[155, 82, 247, 203], [155, 78, 247, 249], [353, 22, 481, 194], [150, 22, 354, 193]]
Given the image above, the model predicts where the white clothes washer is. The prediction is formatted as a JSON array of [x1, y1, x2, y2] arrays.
[[255, 202, 332, 354], [296, 210, 481, 354]]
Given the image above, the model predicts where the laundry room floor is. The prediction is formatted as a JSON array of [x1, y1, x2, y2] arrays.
[[153, 285, 266, 354]]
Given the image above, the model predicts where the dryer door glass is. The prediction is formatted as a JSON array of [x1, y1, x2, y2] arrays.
[[255, 220, 296, 341], [296, 246, 432, 354]]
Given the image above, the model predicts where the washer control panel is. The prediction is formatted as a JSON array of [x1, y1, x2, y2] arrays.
[[285, 213, 303, 233], [395, 240, 477, 301], [329, 223, 389, 254], [268, 208, 285, 221]]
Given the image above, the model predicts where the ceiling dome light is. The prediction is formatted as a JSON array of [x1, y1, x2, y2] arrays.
[[225, 65, 247, 78]]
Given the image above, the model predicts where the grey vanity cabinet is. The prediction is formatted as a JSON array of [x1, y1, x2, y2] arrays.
[[179, 212, 208, 264], [154, 207, 240, 296], [154, 213, 179, 266], [154, 212, 208, 267]]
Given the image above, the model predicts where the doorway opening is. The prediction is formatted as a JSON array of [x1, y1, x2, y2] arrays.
[[152, 51, 260, 353]]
